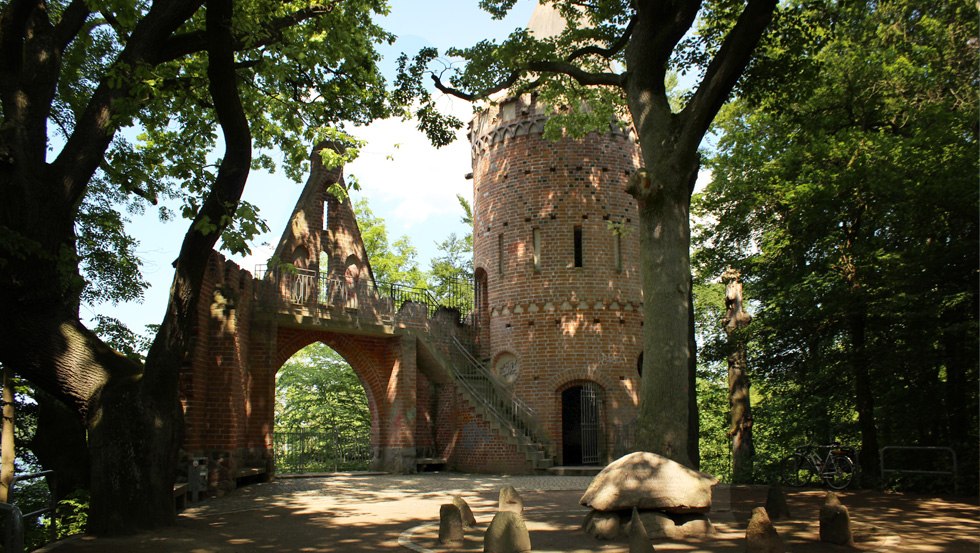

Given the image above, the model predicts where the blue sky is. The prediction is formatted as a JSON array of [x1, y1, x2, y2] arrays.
[[87, 1, 538, 333]]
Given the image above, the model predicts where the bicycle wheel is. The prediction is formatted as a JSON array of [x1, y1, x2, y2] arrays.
[[823, 454, 854, 490], [781, 453, 812, 487]]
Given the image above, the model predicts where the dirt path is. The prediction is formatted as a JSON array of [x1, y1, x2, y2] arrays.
[[36, 474, 979, 553]]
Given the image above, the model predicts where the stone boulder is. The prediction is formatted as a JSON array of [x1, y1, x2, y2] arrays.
[[499, 485, 524, 514], [745, 507, 785, 553], [485, 510, 531, 553], [580, 452, 718, 514], [582, 510, 622, 540], [636, 511, 715, 540]]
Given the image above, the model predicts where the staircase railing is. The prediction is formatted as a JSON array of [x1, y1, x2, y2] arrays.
[[448, 336, 544, 449]]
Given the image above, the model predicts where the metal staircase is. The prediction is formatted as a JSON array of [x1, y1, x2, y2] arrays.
[[448, 337, 554, 470]]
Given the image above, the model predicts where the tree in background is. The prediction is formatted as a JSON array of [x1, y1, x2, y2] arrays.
[[353, 198, 428, 289], [398, 0, 779, 468], [275, 343, 370, 473], [428, 195, 475, 309], [721, 268, 753, 483], [0, 0, 395, 532], [694, 0, 978, 486], [276, 344, 369, 432]]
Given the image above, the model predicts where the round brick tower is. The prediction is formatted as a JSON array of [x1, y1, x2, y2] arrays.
[[469, 93, 643, 466]]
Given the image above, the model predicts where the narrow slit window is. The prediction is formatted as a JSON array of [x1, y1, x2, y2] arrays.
[[322, 200, 329, 231], [498, 233, 505, 275], [573, 226, 583, 268], [532, 228, 542, 271], [614, 232, 622, 272]]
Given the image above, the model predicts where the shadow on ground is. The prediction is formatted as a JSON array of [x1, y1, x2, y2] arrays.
[[36, 474, 979, 553]]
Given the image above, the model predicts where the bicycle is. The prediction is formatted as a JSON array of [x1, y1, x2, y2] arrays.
[[781, 444, 856, 490]]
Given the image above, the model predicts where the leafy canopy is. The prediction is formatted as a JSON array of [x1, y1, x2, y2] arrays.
[[49, 0, 398, 308]]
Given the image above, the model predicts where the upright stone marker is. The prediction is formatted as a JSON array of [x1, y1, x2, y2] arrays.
[[439, 503, 464, 546], [745, 507, 785, 553], [628, 507, 654, 553], [765, 484, 791, 520], [499, 485, 524, 514], [484, 510, 531, 553], [453, 494, 477, 527], [819, 492, 852, 545]]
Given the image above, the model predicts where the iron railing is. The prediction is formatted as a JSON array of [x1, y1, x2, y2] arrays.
[[880, 446, 958, 494], [448, 337, 542, 448], [254, 266, 473, 320], [273, 429, 372, 473], [0, 470, 57, 553]]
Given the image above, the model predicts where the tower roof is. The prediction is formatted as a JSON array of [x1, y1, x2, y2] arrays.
[[527, 3, 568, 39]]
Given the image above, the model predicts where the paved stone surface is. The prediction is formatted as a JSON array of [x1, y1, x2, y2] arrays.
[[36, 473, 979, 553]]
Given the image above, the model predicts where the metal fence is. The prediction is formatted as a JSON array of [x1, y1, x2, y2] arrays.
[[880, 446, 958, 494], [273, 429, 373, 474], [254, 266, 473, 321]]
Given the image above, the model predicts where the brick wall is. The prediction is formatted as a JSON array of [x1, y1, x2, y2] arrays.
[[470, 94, 642, 464]]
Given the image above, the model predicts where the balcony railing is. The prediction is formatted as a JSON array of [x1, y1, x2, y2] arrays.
[[254, 265, 473, 321]]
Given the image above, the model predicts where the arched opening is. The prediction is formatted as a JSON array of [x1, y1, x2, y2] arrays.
[[343, 255, 361, 310], [561, 382, 603, 466], [274, 341, 372, 473]]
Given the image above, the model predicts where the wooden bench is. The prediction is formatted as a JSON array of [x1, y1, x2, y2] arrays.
[[416, 457, 447, 471], [233, 466, 269, 486], [173, 483, 189, 511]]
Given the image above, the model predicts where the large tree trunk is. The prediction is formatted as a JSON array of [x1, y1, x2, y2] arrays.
[[30, 390, 90, 501], [631, 147, 700, 468], [850, 308, 880, 483], [1, 365, 14, 503], [687, 279, 700, 470]]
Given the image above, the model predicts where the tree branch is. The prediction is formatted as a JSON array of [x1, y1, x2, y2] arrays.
[[52, 0, 90, 53], [678, 0, 778, 153], [527, 60, 624, 87], [430, 71, 520, 102], [566, 15, 636, 63], [52, 0, 204, 209], [0, 0, 37, 77], [154, 0, 251, 365], [156, 3, 338, 64]]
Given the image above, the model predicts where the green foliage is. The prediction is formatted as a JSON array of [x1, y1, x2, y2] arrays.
[[275, 343, 369, 432], [91, 316, 154, 362], [696, 375, 731, 481], [44, 0, 399, 309], [429, 233, 474, 308], [693, 0, 978, 488], [275, 343, 371, 472], [352, 198, 427, 288], [53, 490, 90, 539]]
